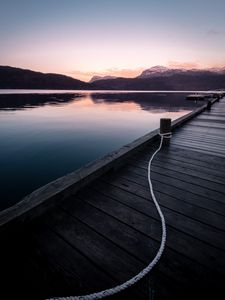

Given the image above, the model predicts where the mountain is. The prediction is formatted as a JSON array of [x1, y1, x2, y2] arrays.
[[137, 65, 225, 78], [89, 75, 118, 83], [138, 65, 185, 78], [1, 65, 225, 91], [208, 67, 225, 74], [91, 66, 225, 90], [0, 66, 91, 89]]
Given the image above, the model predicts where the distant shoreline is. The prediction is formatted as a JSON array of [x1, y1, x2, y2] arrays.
[[0, 89, 218, 95]]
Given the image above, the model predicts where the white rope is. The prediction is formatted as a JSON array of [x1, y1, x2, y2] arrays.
[[46, 132, 171, 300]]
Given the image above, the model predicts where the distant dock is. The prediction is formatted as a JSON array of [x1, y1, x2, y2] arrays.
[[0, 92, 225, 300], [186, 91, 224, 101]]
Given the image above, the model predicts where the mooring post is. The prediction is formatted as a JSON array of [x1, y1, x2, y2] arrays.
[[160, 118, 171, 146], [207, 100, 212, 110]]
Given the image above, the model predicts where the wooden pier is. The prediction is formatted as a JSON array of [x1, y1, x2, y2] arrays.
[[1, 94, 225, 300]]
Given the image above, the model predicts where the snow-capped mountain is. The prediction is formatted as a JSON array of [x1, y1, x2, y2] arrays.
[[138, 65, 186, 78], [138, 65, 225, 78], [207, 67, 225, 74]]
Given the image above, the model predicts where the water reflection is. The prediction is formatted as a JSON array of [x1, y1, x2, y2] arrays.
[[0, 91, 203, 112], [0, 93, 81, 110], [90, 92, 201, 112]]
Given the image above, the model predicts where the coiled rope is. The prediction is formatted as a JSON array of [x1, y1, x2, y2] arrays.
[[46, 132, 171, 300]]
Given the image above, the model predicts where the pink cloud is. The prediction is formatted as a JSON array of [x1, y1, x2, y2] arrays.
[[68, 68, 144, 81], [167, 61, 200, 69], [104, 68, 144, 78]]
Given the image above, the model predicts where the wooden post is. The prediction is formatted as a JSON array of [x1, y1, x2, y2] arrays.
[[207, 100, 212, 110], [160, 118, 171, 146]]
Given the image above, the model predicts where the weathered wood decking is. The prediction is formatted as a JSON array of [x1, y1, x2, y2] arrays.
[[1, 96, 225, 300]]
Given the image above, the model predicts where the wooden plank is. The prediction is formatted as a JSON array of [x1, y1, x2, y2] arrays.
[[0, 224, 115, 299], [145, 144, 225, 169], [126, 163, 225, 227], [151, 175, 225, 216], [170, 143, 225, 158], [196, 115, 225, 121], [192, 117, 225, 124], [173, 131, 225, 146], [174, 132, 225, 146], [60, 197, 159, 264], [76, 185, 225, 276], [31, 225, 117, 298], [159, 146, 225, 170], [187, 121, 225, 130], [171, 141, 225, 152], [177, 125, 225, 135], [173, 124, 225, 135], [93, 177, 225, 235], [130, 160, 225, 195], [140, 150, 225, 180], [101, 173, 225, 252], [172, 136, 225, 149], [130, 151, 225, 183], [123, 165, 225, 205], [117, 162, 225, 225], [40, 207, 147, 284], [130, 149, 225, 182]]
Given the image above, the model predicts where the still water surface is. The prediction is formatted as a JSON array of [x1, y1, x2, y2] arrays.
[[0, 91, 202, 210]]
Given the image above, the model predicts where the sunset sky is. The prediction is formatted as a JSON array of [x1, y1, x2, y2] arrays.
[[1, 0, 225, 81]]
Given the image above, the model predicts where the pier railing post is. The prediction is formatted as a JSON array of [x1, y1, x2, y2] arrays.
[[160, 118, 171, 146], [207, 100, 212, 110]]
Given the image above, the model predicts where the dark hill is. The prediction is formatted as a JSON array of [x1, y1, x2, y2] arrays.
[[1, 65, 225, 91], [91, 73, 225, 91], [0, 66, 91, 89]]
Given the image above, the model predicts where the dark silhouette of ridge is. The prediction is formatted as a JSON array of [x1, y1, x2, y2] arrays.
[[1, 65, 225, 90], [90, 73, 225, 90], [0, 66, 91, 89]]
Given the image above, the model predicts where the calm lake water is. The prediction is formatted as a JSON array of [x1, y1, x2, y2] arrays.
[[0, 90, 203, 210]]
